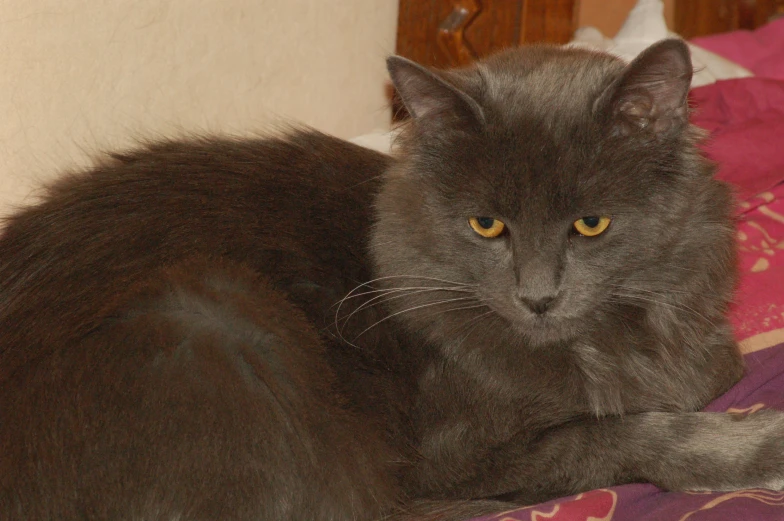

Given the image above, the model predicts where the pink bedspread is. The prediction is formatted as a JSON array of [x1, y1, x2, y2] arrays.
[[692, 78, 784, 353], [468, 64, 784, 521], [692, 18, 784, 82]]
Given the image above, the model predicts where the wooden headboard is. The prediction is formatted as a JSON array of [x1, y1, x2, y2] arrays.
[[396, 0, 577, 68], [396, 0, 784, 68], [675, 0, 784, 38]]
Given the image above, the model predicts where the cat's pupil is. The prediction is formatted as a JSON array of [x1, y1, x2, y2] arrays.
[[582, 216, 600, 228], [476, 217, 495, 229]]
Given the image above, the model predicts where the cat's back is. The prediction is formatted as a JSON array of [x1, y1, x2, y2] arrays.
[[0, 130, 405, 520], [0, 129, 391, 377]]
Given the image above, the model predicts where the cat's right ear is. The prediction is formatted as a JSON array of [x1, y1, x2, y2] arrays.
[[594, 39, 692, 139], [387, 56, 485, 128]]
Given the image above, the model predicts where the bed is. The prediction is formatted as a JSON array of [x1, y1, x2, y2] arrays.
[[392, 1, 784, 519]]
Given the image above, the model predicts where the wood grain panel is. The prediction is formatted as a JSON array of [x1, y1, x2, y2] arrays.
[[520, 0, 578, 44], [396, 0, 449, 68], [675, 0, 739, 37], [436, 0, 481, 66], [461, 0, 526, 56], [396, 0, 574, 69], [675, 0, 784, 38]]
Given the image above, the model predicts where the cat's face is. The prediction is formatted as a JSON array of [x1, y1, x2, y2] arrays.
[[371, 41, 736, 350]]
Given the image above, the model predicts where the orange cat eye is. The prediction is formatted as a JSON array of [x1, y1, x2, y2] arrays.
[[469, 217, 506, 238], [573, 216, 611, 237]]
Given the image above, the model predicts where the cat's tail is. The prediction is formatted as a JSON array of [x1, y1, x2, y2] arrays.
[[378, 499, 520, 521]]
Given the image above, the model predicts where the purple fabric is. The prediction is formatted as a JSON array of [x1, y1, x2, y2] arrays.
[[469, 344, 784, 521]]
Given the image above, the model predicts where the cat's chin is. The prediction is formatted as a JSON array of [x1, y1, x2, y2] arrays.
[[506, 313, 582, 347]]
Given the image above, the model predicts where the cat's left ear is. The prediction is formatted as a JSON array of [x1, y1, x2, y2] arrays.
[[387, 56, 485, 128], [594, 39, 692, 138]]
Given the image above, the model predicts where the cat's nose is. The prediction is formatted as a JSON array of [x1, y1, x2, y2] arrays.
[[518, 295, 556, 315]]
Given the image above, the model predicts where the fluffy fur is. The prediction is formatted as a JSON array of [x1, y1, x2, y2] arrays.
[[1, 40, 782, 520]]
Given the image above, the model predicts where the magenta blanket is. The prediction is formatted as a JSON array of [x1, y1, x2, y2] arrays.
[[467, 75, 784, 521], [692, 78, 784, 351], [692, 18, 784, 82]]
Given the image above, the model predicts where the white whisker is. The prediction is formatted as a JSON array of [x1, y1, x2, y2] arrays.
[[606, 283, 694, 296], [611, 292, 711, 323], [333, 275, 476, 346], [351, 296, 478, 343], [337, 286, 474, 337]]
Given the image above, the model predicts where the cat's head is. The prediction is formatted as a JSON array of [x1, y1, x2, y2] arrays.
[[371, 40, 736, 351]]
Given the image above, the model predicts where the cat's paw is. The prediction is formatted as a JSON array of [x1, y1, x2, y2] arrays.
[[681, 409, 784, 492], [742, 409, 784, 491]]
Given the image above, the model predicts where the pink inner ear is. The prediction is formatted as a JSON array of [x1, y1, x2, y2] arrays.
[[615, 95, 686, 136], [619, 96, 652, 118], [604, 41, 692, 137], [590, 40, 692, 133], [612, 93, 654, 134]]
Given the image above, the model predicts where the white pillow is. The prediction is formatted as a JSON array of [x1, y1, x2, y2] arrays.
[[569, 0, 753, 87]]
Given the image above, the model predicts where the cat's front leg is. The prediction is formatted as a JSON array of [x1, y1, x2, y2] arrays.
[[454, 410, 784, 504]]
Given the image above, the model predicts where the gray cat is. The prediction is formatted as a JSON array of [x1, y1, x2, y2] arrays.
[[0, 39, 781, 521]]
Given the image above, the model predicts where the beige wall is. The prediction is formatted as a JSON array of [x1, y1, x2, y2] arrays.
[[0, 1, 398, 211], [578, 0, 675, 36]]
